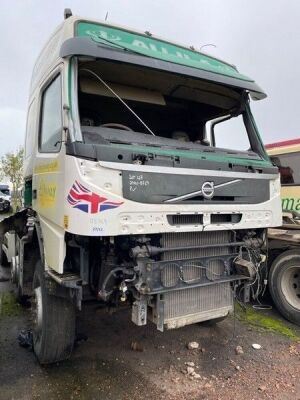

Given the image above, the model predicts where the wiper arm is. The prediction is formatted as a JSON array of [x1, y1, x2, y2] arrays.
[[80, 68, 156, 136], [91, 36, 148, 58]]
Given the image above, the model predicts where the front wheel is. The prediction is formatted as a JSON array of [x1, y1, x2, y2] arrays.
[[32, 261, 76, 364], [269, 250, 300, 326]]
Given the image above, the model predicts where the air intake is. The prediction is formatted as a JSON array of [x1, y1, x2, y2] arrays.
[[211, 213, 242, 224], [167, 214, 203, 226]]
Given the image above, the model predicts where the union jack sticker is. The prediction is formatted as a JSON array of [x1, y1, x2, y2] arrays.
[[67, 181, 123, 214]]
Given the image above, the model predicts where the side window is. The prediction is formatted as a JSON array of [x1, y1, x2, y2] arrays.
[[39, 74, 62, 152]]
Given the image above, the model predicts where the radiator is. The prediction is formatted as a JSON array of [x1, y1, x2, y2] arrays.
[[157, 231, 234, 329]]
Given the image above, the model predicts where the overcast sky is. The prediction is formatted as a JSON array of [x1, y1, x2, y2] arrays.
[[0, 0, 299, 157]]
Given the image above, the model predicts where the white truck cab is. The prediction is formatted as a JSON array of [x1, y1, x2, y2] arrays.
[[1, 10, 282, 364]]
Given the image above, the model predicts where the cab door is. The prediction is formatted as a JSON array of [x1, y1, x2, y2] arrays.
[[32, 66, 66, 271]]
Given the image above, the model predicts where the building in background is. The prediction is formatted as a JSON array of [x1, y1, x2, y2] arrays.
[[266, 138, 300, 212]]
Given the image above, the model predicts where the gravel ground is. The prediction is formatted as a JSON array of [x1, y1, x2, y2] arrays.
[[0, 263, 300, 400]]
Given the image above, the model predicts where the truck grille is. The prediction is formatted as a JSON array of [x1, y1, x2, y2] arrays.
[[164, 283, 232, 320], [159, 231, 233, 328], [161, 231, 230, 268]]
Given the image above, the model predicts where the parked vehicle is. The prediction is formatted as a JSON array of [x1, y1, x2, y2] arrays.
[[266, 138, 300, 212], [0, 185, 11, 213], [0, 10, 282, 364], [0, 195, 10, 213], [0, 184, 11, 200], [266, 139, 300, 325]]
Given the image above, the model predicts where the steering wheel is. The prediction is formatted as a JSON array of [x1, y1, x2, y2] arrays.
[[100, 123, 133, 131]]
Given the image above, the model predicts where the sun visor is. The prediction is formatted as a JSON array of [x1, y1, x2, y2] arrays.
[[80, 76, 166, 105]]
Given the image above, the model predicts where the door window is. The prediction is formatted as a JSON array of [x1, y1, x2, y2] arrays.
[[39, 74, 62, 152]]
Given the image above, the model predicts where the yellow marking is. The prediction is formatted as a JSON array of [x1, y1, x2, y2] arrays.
[[63, 215, 69, 229], [281, 186, 300, 212], [38, 179, 57, 208], [267, 143, 300, 156], [34, 160, 59, 174]]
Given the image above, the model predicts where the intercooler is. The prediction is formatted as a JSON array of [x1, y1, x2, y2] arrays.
[[157, 231, 234, 329]]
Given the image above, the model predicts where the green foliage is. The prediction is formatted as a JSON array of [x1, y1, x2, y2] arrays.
[[236, 303, 300, 340], [0, 292, 20, 317], [0, 147, 24, 211]]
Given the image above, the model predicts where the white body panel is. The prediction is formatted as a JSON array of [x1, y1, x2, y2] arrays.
[[62, 156, 282, 237], [39, 216, 65, 274], [31, 150, 281, 273]]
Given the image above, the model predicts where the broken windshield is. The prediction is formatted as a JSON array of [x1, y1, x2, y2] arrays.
[[74, 58, 266, 159]]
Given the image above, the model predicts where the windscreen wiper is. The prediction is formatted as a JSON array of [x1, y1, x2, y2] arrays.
[[80, 68, 156, 136], [91, 36, 151, 58]]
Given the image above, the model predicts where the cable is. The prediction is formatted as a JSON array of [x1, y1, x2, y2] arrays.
[[252, 303, 272, 310]]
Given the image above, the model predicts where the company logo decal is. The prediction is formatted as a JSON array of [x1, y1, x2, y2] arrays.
[[38, 179, 57, 208], [67, 181, 123, 214], [201, 181, 215, 199]]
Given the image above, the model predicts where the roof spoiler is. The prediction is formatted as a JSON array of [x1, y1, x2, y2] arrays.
[[60, 37, 267, 101]]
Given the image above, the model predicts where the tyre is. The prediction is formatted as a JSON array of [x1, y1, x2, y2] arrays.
[[15, 242, 39, 304], [11, 253, 27, 304], [269, 250, 300, 326], [32, 260, 76, 364]]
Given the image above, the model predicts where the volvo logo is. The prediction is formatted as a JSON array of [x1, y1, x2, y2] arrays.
[[165, 179, 241, 203], [201, 181, 215, 199]]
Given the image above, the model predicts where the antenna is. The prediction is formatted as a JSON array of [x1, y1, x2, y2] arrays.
[[105, 11, 108, 21], [64, 8, 72, 20], [200, 43, 217, 51]]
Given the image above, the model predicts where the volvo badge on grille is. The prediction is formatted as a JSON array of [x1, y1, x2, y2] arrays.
[[201, 181, 215, 199]]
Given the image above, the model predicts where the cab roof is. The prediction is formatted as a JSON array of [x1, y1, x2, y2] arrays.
[[31, 16, 266, 100]]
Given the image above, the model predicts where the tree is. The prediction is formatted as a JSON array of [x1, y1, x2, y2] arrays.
[[0, 148, 24, 211]]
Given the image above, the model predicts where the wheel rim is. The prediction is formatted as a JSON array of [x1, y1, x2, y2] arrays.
[[11, 255, 18, 283], [281, 265, 300, 310], [32, 286, 43, 337]]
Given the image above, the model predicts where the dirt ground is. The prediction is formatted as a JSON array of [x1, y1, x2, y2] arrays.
[[0, 262, 300, 400]]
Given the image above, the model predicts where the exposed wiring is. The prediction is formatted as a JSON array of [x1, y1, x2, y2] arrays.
[[160, 262, 225, 287], [99, 267, 135, 299]]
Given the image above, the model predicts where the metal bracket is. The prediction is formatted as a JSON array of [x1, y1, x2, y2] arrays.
[[46, 269, 83, 309]]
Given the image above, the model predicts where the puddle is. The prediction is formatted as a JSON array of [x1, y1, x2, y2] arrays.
[[0, 291, 20, 316]]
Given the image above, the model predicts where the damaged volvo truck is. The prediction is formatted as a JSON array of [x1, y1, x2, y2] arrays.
[[0, 11, 282, 363]]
